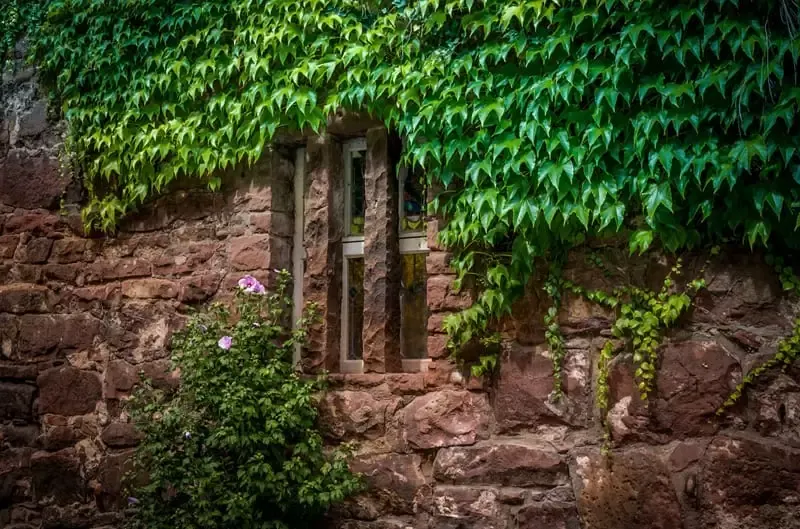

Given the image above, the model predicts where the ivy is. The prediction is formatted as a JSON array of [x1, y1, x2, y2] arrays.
[[544, 257, 568, 397], [28, 1, 800, 359], [717, 252, 800, 414], [0, 0, 44, 71], [558, 255, 708, 419]]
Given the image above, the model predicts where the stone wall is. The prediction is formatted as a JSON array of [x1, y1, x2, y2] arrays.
[[2, 66, 296, 528], [2, 68, 800, 529]]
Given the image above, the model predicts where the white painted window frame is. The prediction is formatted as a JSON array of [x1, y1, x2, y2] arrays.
[[340, 139, 368, 373]]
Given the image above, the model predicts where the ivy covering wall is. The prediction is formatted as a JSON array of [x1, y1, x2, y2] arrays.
[[20, 0, 800, 387]]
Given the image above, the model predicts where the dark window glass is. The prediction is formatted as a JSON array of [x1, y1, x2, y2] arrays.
[[347, 257, 364, 360]]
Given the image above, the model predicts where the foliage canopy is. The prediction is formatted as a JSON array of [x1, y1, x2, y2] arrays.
[[126, 272, 361, 529], [30, 0, 800, 346]]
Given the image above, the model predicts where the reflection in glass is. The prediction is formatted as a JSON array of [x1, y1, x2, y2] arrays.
[[349, 150, 366, 236], [400, 253, 427, 359], [401, 166, 426, 234], [347, 257, 364, 360]]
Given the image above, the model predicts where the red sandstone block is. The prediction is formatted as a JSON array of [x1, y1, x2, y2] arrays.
[[37, 366, 102, 416], [121, 278, 179, 299], [0, 284, 52, 314], [427, 275, 473, 312], [0, 234, 19, 259]]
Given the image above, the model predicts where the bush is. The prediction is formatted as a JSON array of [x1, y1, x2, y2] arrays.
[[125, 271, 361, 529]]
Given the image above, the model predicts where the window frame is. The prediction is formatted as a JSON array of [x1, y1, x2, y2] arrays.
[[339, 137, 430, 374], [340, 139, 367, 373]]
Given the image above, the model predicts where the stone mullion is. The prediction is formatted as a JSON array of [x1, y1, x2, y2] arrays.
[[362, 127, 402, 373], [301, 134, 343, 373]]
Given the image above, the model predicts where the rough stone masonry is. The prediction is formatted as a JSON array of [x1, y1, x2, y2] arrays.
[[2, 57, 800, 529]]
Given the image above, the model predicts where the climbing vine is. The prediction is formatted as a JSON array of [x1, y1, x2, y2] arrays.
[[717, 253, 800, 413], [0, 0, 44, 71], [23, 1, 800, 370]]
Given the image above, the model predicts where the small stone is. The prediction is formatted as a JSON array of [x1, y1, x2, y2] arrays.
[[101, 423, 143, 448], [121, 278, 179, 299], [14, 237, 53, 264], [0, 284, 53, 314], [0, 382, 36, 421], [37, 366, 102, 416], [30, 449, 85, 503], [433, 439, 568, 487], [396, 390, 491, 450]]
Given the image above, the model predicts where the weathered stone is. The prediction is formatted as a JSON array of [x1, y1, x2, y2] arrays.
[[609, 339, 740, 441], [16, 100, 48, 138], [517, 499, 581, 529], [0, 424, 39, 447], [230, 234, 271, 270], [571, 447, 682, 529], [105, 359, 178, 398], [414, 486, 512, 529], [37, 366, 102, 415], [0, 382, 36, 420], [427, 276, 473, 312], [0, 448, 31, 505], [427, 334, 449, 360], [101, 422, 143, 448], [179, 272, 223, 303], [0, 150, 68, 210], [347, 453, 427, 515], [0, 234, 20, 259], [121, 278, 179, 299], [152, 242, 218, 276], [41, 263, 81, 283], [86, 258, 151, 283], [668, 439, 711, 472], [0, 314, 18, 357], [426, 252, 454, 276], [0, 284, 52, 313], [319, 390, 396, 440], [30, 449, 84, 503], [17, 314, 104, 356], [494, 346, 590, 433], [49, 239, 89, 264], [433, 439, 567, 487], [396, 390, 491, 450], [2, 211, 63, 236], [698, 434, 800, 529], [14, 237, 53, 263], [654, 339, 740, 436], [302, 135, 343, 372], [96, 450, 134, 512], [361, 127, 401, 373]]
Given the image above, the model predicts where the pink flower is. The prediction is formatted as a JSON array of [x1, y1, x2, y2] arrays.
[[218, 336, 233, 350], [238, 275, 265, 294]]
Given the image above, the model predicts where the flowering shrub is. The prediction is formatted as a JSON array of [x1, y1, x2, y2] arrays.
[[125, 271, 361, 529]]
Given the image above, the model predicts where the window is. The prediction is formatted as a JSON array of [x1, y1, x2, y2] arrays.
[[339, 137, 429, 373], [340, 139, 367, 373], [398, 164, 428, 371]]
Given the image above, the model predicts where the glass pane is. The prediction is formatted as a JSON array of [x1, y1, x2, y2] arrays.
[[401, 166, 426, 234], [349, 150, 366, 236], [401, 253, 427, 359], [347, 257, 364, 360]]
